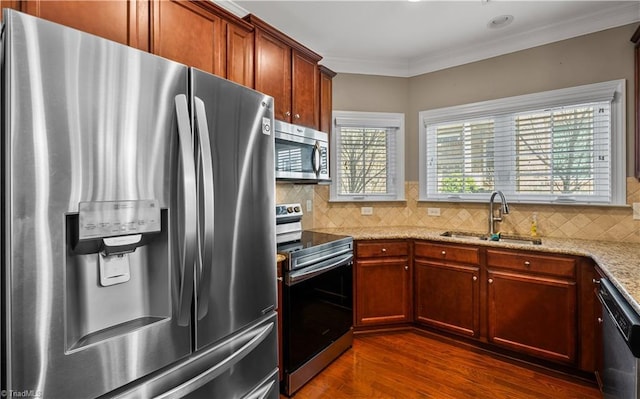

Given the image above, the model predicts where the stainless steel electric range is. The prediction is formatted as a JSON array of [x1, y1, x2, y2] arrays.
[[276, 204, 354, 396]]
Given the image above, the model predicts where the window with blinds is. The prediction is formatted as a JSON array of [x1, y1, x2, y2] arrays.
[[331, 111, 405, 201], [419, 80, 625, 205]]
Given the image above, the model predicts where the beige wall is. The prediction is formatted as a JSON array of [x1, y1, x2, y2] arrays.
[[276, 23, 640, 243], [408, 23, 637, 180], [333, 23, 638, 180]]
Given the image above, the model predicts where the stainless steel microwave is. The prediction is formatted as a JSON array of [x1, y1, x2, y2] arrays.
[[274, 120, 330, 182]]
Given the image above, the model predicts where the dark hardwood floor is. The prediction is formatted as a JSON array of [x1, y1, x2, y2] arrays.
[[282, 330, 602, 398]]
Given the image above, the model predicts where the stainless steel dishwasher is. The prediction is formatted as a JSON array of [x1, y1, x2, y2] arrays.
[[597, 278, 640, 399]]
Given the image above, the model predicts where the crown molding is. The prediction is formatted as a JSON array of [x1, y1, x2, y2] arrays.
[[210, 0, 249, 18], [327, 2, 640, 78]]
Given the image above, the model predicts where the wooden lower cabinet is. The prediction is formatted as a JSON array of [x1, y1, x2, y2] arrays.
[[592, 266, 605, 387], [414, 260, 480, 338], [354, 239, 599, 374], [486, 249, 578, 365], [355, 241, 412, 327], [414, 241, 481, 338], [487, 269, 577, 364]]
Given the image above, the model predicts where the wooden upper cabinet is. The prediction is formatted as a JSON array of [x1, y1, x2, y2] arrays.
[[0, 1, 20, 22], [226, 22, 254, 88], [247, 14, 322, 128], [151, 0, 224, 76], [318, 65, 336, 134], [19, 0, 148, 50], [291, 50, 318, 128], [254, 28, 291, 120]]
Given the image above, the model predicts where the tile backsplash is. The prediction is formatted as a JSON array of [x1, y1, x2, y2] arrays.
[[276, 178, 640, 243]]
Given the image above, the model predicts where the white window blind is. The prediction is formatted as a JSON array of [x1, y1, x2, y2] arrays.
[[331, 111, 405, 202], [419, 80, 625, 205]]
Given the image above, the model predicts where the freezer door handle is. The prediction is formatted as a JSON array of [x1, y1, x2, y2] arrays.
[[193, 96, 215, 320], [174, 94, 198, 326], [242, 373, 277, 399], [155, 321, 275, 399]]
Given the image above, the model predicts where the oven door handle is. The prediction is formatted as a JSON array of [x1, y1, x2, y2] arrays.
[[286, 253, 352, 286]]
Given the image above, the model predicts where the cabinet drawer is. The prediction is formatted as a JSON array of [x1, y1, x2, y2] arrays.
[[486, 249, 576, 278], [414, 242, 480, 265], [357, 241, 408, 258]]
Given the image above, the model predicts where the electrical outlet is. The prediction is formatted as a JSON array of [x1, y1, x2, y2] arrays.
[[361, 207, 373, 216], [634, 203, 640, 220], [427, 207, 441, 216], [306, 199, 312, 212]]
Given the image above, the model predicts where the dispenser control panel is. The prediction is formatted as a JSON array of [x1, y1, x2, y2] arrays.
[[78, 200, 161, 240]]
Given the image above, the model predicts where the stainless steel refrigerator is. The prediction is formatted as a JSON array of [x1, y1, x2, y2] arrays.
[[1, 10, 278, 399]]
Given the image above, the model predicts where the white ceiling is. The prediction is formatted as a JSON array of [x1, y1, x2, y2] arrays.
[[217, 0, 640, 77]]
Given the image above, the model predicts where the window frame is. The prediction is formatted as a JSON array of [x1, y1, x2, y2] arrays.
[[418, 79, 626, 205], [330, 111, 405, 202]]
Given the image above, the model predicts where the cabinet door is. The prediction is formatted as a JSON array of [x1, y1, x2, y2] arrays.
[[414, 260, 480, 338], [356, 257, 412, 327], [592, 267, 605, 387], [151, 0, 224, 76], [318, 66, 335, 134], [226, 22, 254, 88], [291, 50, 318, 128], [487, 270, 577, 365], [21, 0, 147, 49], [254, 29, 291, 122]]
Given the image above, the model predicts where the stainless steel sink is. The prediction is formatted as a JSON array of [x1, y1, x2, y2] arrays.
[[440, 231, 488, 240], [440, 231, 542, 245]]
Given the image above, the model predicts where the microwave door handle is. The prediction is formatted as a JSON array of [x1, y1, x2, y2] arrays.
[[174, 94, 198, 326], [311, 141, 321, 176], [194, 96, 215, 320]]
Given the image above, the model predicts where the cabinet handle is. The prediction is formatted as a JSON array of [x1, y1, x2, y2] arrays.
[[592, 278, 601, 285], [381, 248, 387, 253], [276, 277, 283, 282], [488, 278, 494, 284], [597, 317, 603, 324], [472, 276, 478, 281], [294, 113, 300, 119], [404, 265, 409, 270], [441, 251, 446, 256], [285, 111, 291, 117], [524, 261, 531, 266]]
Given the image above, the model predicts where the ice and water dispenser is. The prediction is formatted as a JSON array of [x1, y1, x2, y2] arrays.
[[65, 200, 171, 351]]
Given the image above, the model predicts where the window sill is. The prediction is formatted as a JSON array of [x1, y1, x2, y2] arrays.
[[329, 198, 407, 204], [417, 198, 630, 209]]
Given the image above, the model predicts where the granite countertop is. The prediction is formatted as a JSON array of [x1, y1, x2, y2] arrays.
[[311, 226, 640, 314]]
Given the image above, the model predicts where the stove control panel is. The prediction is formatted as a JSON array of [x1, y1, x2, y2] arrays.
[[276, 203, 303, 221]]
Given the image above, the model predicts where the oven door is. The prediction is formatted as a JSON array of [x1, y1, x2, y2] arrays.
[[283, 259, 353, 373]]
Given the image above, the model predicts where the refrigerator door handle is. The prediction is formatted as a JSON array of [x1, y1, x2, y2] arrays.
[[193, 96, 215, 320], [155, 321, 275, 399], [174, 94, 198, 326]]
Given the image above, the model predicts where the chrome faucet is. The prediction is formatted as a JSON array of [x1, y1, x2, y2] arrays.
[[488, 191, 509, 236]]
